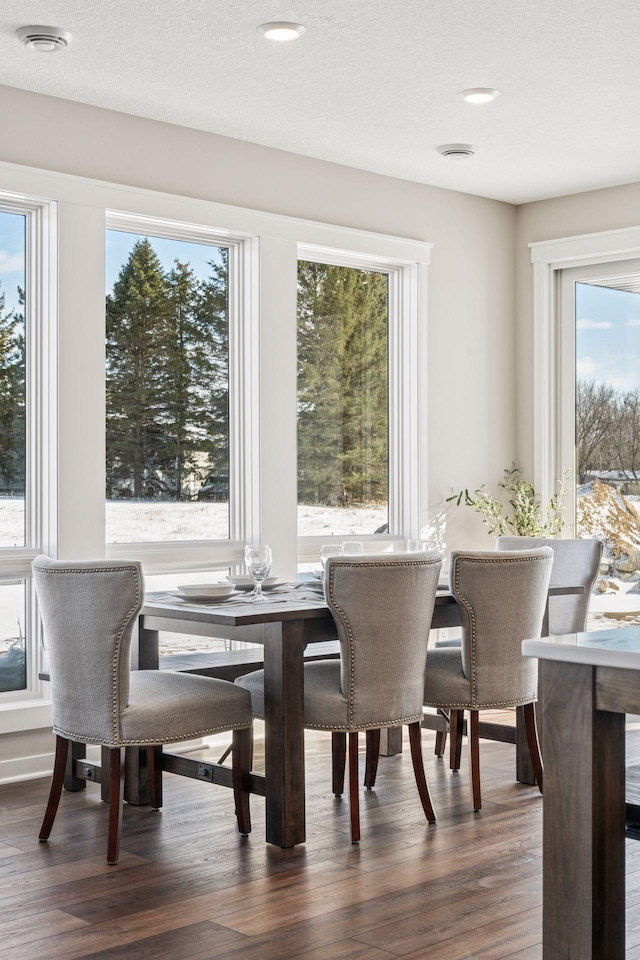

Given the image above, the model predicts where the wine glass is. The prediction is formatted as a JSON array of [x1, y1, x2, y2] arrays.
[[245, 544, 272, 602], [407, 538, 438, 553], [320, 543, 343, 570], [342, 541, 364, 556]]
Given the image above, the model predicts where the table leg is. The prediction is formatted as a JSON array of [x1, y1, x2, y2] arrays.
[[540, 660, 625, 959], [263, 620, 306, 847], [379, 727, 403, 756], [516, 706, 536, 785], [64, 741, 86, 792], [124, 623, 160, 806]]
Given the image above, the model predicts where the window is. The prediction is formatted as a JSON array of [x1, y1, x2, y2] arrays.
[[297, 259, 390, 538], [0, 192, 55, 704], [574, 274, 640, 629], [0, 209, 26, 549], [0, 581, 26, 693], [105, 228, 230, 543]]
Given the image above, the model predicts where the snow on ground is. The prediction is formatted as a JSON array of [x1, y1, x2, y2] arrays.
[[0, 498, 387, 546]]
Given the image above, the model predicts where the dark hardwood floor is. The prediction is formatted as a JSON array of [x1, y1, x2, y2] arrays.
[[1, 723, 640, 959]]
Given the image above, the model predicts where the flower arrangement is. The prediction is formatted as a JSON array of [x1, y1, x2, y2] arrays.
[[447, 465, 569, 537]]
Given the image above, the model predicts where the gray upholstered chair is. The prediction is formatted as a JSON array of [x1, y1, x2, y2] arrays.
[[433, 536, 603, 760], [237, 553, 443, 842], [424, 547, 553, 810], [33, 556, 253, 864], [496, 536, 602, 631]]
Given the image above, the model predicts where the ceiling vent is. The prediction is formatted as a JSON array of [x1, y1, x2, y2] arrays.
[[16, 25, 72, 52], [436, 143, 477, 159]]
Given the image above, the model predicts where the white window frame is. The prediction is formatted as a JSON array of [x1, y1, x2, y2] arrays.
[[0, 190, 57, 722], [531, 225, 640, 527], [104, 211, 258, 572], [296, 243, 422, 561]]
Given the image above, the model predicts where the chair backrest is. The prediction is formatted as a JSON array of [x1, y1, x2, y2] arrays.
[[450, 548, 553, 708], [496, 536, 602, 634], [32, 556, 144, 744], [325, 553, 442, 728]]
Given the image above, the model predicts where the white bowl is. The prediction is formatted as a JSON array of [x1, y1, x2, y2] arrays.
[[176, 584, 236, 600], [227, 575, 280, 592]]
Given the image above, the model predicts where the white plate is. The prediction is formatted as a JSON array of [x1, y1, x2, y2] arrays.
[[303, 580, 325, 595], [176, 584, 236, 600], [227, 576, 281, 592], [169, 589, 238, 604]]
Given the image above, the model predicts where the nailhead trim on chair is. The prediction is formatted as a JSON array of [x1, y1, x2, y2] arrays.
[[327, 557, 442, 729], [243, 710, 424, 731], [52, 720, 253, 747]]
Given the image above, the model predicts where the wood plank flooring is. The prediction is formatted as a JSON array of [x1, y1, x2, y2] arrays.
[[1, 725, 640, 959]]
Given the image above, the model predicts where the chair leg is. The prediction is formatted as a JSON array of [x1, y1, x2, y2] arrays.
[[147, 746, 163, 810], [450, 709, 464, 771], [364, 729, 381, 789], [107, 747, 126, 865], [348, 731, 360, 843], [434, 710, 449, 757], [468, 710, 481, 811], [39, 735, 69, 842], [523, 702, 544, 793], [232, 728, 252, 837], [408, 722, 437, 823], [332, 732, 347, 797]]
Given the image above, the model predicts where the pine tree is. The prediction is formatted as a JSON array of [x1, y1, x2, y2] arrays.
[[297, 262, 388, 507], [163, 260, 201, 499], [193, 251, 229, 501], [106, 239, 170, 499], [0, 283, 25, 493]]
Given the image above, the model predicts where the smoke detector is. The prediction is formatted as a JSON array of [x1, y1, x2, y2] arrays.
[[16, 25, 72, 53], [436, 143, 478, 159]]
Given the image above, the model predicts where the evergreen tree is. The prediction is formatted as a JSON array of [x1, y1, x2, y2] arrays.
[[106, 239, 231, 504], [193, 251, 229, 500], [297, 262, 388, 506], [163, 260, 200, 499], [106, 239, 170, 499], [0, 283, 25, 493]]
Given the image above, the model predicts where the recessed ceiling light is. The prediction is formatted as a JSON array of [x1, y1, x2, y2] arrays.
[[258, 21, 305, 42], [16, 25, 72, 52], [460, 88, 500, 104], [437, 143, 478, 159]]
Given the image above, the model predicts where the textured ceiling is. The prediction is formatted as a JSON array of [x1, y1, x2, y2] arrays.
[[0, 0, 638, 204]]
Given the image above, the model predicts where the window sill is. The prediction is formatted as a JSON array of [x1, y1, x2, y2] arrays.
[[0, 697, 52, 735]]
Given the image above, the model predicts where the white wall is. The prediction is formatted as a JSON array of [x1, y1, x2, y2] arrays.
[[0, 84, 518, 777], [515, 181, 640, 478]]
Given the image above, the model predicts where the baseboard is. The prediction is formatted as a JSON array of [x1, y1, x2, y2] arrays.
[[0, 751, 54, 785]]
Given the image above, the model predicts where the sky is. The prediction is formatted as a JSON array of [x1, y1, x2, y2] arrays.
[[105, 229, 224, 293], [0, 210, 25, 313], [576, 282, 640, 391], [0, 212, 224, 308]]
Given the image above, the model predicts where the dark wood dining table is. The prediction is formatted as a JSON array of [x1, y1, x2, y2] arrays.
[[127, 582, 583, 848], [523, 626, 640, 959]]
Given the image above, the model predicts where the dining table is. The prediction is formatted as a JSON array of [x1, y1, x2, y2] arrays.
[[117, 579, 583, 848], [522, 626, 640, 960]]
